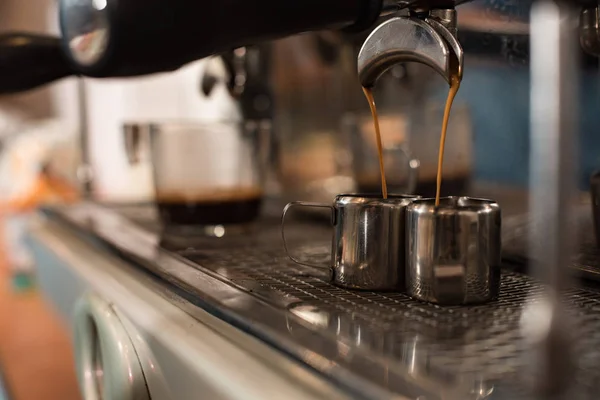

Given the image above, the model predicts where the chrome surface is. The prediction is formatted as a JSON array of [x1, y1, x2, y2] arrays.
[[580, 6, 600, 56], [44, 202, 600, 399], [282, 194, 419, 290], [357, 11, 463, 88], [61, 0, 110, 66], [31, 216, 350, 400], [502, 204, 593, 269], [591, 172, 600, 247], [406, 197, 501, 305], [527, 1, 579, 396], [201, 45, 274, 121]]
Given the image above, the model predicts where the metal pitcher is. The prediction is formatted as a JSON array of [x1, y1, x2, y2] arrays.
[[282, 193, 419, 290]]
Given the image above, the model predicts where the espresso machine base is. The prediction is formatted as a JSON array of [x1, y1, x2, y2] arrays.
[[39, 201, 600, 399]]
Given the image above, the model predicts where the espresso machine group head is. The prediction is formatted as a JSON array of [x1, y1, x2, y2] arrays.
[[358, 7, 464, 88]]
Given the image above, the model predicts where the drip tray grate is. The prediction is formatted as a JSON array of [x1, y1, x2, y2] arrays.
[[53, 203, 600, 398], [183, 241, 600, 398]]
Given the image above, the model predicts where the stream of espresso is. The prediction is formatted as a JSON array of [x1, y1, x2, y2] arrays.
[[435, 74, 461, 206], [363, 70, 461, 203], [362, 87, 388, 199]]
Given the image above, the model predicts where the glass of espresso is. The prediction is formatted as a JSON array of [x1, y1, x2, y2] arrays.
[[145, 120, 270, 233]]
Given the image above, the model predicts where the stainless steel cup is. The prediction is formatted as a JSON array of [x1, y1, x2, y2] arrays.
[[282, 194, 419, 290], [406, 197, 501, 305]]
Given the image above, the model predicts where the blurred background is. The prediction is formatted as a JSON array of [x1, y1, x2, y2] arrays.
[[0, 0, 597, 399]]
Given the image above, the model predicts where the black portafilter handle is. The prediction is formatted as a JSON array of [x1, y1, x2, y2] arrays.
[[0, 0, 383, 94], [63, 0, 383, 77], [0, 33, 75, 95]]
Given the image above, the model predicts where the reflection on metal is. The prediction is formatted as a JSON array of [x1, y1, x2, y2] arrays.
[[61, 0, 110, 66], [526, 0, 579, 396], [406, 197, 502, 305], [358, 11, 464, 88], [201, 45, 273, 122], [47, 202, 600, 398], [282, 194, 418, 290], [580, 7, 600, 56], [287, 302, 494, 399]]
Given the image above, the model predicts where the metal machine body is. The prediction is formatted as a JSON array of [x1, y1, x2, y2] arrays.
[[2, 0, 599, 399]]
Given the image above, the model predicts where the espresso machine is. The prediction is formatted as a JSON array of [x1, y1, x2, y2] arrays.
[[8, 0, 600, 399]]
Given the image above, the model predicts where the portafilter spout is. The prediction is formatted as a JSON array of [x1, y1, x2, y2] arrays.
[[357, 8, 464, 88]]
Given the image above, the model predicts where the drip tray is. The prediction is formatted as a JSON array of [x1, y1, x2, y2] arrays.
[[182, 246, 600, 398], [503, 204, 600, 281], [47, 203, 600, 399]]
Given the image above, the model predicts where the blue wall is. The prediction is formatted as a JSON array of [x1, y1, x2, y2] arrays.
[[432, 64, 600, 190]]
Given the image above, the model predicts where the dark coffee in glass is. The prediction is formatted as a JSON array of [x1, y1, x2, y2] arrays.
[[156, 187, 263, 226], [134, 120, 269, 230]]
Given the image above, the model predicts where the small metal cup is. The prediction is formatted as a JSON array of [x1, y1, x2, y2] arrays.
[[406, 197, 501, 305], [282, 194, 419, 291]]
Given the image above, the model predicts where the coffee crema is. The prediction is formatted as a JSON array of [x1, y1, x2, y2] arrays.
[[156, 187, 263, 226]]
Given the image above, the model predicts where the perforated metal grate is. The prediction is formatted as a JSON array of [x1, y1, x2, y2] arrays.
[[62, 204, 600, 398], [503, 205, 600, 282], [181, 237, 600, 398]]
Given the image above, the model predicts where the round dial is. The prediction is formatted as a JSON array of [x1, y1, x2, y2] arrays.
[[60, 0, 111, 67]]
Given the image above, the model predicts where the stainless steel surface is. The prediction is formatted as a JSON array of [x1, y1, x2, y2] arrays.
[[580, 6, 600, 56], [502, 203, 591, 267], [201, 46, 274, 121], [44, 202, 600, 399], [282, 194, 419, 290], [406, 196, 501, 305], [30, 213, 352, 400], [527, 1, 579, 395], [591, 172, 600, 247], [497, 201, 600, 285], [202, 50, 248, 98], [357, 11, 463, 88], [61, 0, 110, 66]]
